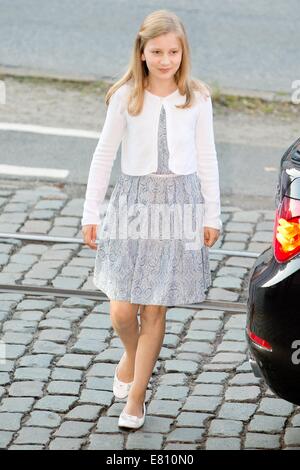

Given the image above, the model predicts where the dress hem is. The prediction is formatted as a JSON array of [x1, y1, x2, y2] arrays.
[[93, 277, 211, 307]]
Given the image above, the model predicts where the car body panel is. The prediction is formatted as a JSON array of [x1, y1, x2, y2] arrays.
[[246, 136, 300, 405]]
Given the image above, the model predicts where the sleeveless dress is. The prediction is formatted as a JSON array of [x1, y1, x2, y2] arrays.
[[93, 104, 211, 306]]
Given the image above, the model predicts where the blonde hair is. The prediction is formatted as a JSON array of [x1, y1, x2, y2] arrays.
[[105, 9, 211, 115]]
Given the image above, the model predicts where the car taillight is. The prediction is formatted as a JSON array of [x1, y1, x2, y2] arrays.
[[274, 196, 300, 263], [246, 326, 272, 352]]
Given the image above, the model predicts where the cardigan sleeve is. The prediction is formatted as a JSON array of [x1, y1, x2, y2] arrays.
[[195, 95, 222, 231], [81, 87, 127, 227]]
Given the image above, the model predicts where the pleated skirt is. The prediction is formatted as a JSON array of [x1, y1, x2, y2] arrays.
[[93, 171, 211, 306]]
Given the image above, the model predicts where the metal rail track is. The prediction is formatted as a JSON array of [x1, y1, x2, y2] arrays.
[[0, 232, 261, 259], [0, 283, 247, 313], [0, 231, 254, 312]]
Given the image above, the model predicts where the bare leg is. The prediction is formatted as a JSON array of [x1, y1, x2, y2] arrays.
[[109, 300, 140, 382], [123, 304, 167, 417]]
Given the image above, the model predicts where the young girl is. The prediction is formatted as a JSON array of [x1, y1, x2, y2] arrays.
[[81, 9, 222, 429]]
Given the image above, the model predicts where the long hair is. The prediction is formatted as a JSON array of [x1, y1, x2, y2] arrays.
[[105, 9, 211, 115]]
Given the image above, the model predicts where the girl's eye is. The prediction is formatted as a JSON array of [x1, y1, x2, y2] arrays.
[[152, 51, 178, 54]]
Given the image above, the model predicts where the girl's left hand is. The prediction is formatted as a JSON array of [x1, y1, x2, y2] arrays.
[[204, 226, 220, 247]]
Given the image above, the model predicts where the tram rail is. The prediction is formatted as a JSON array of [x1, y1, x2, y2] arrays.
[[0, 230, 257, 313], [0, 283, 247, 313], [0, 232, 261, 259]]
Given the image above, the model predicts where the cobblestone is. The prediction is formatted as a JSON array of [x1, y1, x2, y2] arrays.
[[14, 367, 51, 381], [195, 372, 229, 383], [206, 437, 241, 450], [183, 396, 222, 412], [65, 405, 101, 421], [192, 384, 224, 396], [126, 433, 164, 450], [218, 403, 258, 421], [225, 386, 261, 401], [79, 389, 113, 406], [24, 411, 61, 428], [0, 413, 23, 431], [208, 418, 243, 436], [0, 186, 296, 449], [54, 421, 93, 438], [244, 433, 280, 449], [257, 398, 295, 416], [164, 360, 198, 374], [166, 427, 205, 442], [146, 400, 182, 417], [9, 381, 44, 397], [56, 354, 93, 370], [33, 395, 77, 412], [284, 428, 300, 446], [47, 381, 80, 395], [49, 438, 84, 450], [13, 427, 53, 445], [87, 434, 123, 450], [154, 385, 189, 400], [0, 431, 14, 449], [248, 415, 286, 432]]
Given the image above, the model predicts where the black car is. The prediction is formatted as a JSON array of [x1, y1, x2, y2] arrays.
[[246, 136, 300, 406]]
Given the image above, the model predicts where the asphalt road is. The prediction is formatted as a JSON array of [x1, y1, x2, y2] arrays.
[[0, 2, 299, 210], [0, 129, 285, 209], [0, 0, 299, 94]]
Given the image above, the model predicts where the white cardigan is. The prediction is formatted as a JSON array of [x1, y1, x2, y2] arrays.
[[81, 82, 222, 230]]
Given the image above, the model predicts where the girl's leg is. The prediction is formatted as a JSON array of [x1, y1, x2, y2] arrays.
[[110, 300, 140, 382], [123, 304, 168, 417]]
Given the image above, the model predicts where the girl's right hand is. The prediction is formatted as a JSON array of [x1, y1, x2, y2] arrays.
[[82, 224, 98, 250]]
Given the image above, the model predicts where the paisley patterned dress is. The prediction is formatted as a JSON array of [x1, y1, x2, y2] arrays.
[[93, 104, 211, 306]]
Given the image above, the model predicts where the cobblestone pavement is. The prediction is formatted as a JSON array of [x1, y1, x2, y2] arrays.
[[1, 182, 300, 451]]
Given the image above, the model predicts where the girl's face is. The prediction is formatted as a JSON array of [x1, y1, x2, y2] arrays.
[[141, 32, 182, 83]]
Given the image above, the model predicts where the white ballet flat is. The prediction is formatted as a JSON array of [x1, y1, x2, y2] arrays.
[[118, 402, 146, 429], [113, 354, 134, 399]]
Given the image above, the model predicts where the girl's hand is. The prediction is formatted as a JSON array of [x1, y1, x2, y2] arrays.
[[204, 226, 220, 247], [82, 224, 98, 250]]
